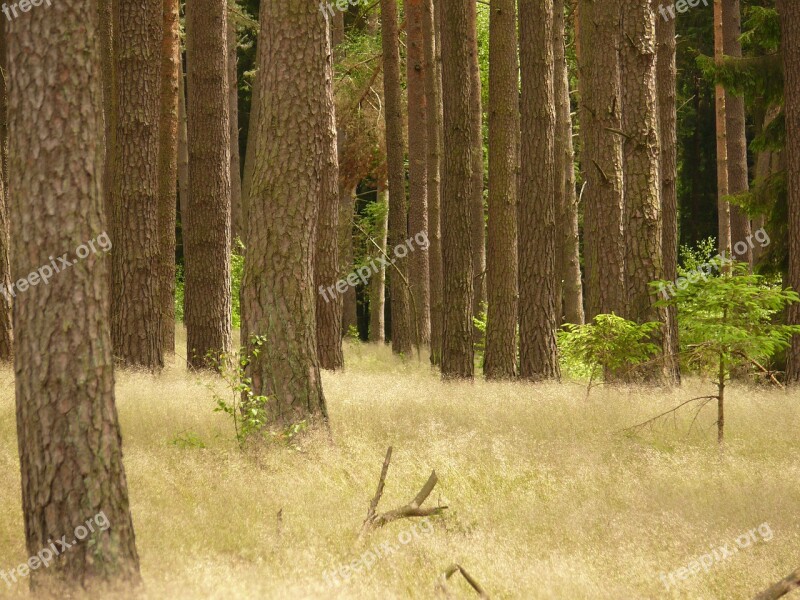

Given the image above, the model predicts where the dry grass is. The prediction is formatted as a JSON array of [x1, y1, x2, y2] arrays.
[[1, 331, 799, 599]]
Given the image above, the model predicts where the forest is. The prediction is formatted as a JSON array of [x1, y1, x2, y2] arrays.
[[0, 0, 798, 598]]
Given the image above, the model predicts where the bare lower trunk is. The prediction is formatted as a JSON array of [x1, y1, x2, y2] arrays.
[[229, 13, 242, 245], [715, 0, 731, 257], [468, 0, 485, 331], [369, 186, 389, 343]]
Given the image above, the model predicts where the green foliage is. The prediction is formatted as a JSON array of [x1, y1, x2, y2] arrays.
[[231, 239, 244, 329], [678, 237, 718, 274], [472, 306, 486, 357], [174, 264, 185, 323], [170, 431, 206, 450]]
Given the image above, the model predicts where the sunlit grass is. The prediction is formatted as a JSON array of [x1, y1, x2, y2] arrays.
[[0, 328, 798, 598]]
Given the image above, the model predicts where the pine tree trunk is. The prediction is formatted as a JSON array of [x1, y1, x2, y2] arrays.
[[339, 183, 359, 336], [229, 13, 242, 246], [98, 0, 115, 240], [381, 0, 414, 354], [577, 0, 626, 319], [780, 0, 800, 383], [111, 0, 164, 370], [241, 67, 259, 240], [714, 0, 731, 257], [519, 0, 560, 381], [242, 0, 329, 424], [185, 0, 233, 367], [0, 25, 12, 360], [369, 185, 389, 343], [440, 0, 475, 378], [158, 0, 179, 355], [407, 0, 431, 346], [8, 1, 140, 588], [554, 0, 584, 326], [484, 0, 519, 379], [178, 62, 189, 237], [425, 0, 444, 365], [723, 0, 752, 267]]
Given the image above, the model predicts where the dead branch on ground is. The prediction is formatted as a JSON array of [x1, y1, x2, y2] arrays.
[[435, 563, 490, 598], [753, 567, 800, 600]]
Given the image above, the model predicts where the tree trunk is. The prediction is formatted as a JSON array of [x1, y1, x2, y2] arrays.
[[381, 0, 414, 355], [577, 0, 626, 319], [229, 12, 242, 245], [111, 0, 164, 370], [723, 0, 752, 267], [780, 0, 800, 383], [98, 0, 115, 241], [242, 0, 329, 424], [178, 61, 189, 237], [240, 66, 259, 240], [184, 0, 233, 367], [714, 0, 731, 257], [8, 0, 140, 588], [425, 0, 444, 365], [554, 0, 584, 326], [484, 0, 519, 379], [440, 0, 475, 378], [369, 185, 389, 343], [0, 25, 11, 360], [339, 183, 359, 336], [158, 0, 180, 355], [407, 0, 431, 346], [519, 0, 559, 381]]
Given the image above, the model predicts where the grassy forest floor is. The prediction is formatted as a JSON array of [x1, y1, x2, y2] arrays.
[[0, 329, 799, 599]]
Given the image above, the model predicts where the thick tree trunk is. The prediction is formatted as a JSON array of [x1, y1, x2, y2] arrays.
[[407, 0, 431, 346], [178, 62, 189, 237], [369, 186, 389, 343], [111, 0, 164, 370], [440, 0, 475, 378], [714, 0, 732, 257], [519, 0, 560, 381], [577, 0, 627, 319], [381, 0, 414, 354], [184, 0, 233, 367], [229, 13, 242, 245], [8, 0, 140, 589], [554, 0, 584, 326], [158, 0, 180, 355], [242, 0, 329, 424], [484, 0, 519, 379], [98, 0, 115, 240]]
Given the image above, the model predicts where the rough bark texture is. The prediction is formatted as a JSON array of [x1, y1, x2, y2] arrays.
[[620, 0, 668, 381], [242, 0, 329, 424], [425, 0, 444, 365], [241, 67, 259, 236], [8, 0, 141, 589], [185, 0, 233, 367], [407, 0, 431, 346], [229, 12, 243, 245], [723, 0, 752, 266], [178, 63, 189, 236], [577, 0, 627, 319], [381, 0, 414, 355], [0, 25, 12, 360], [339, 183, 358, 336], [714, 0, 731, 256], [98, 0, 115, 242], [484, 0, 519, 379], [554, 0, 584, 326], [440, 0, 475, 378], [781, 0, 800, 383], [158, 0, 179, 354], [369, 186, 390, 343], [111, 0, 164, 370], [519, 0, 560, 381]]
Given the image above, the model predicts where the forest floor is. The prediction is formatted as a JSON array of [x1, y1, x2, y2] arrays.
[[0, 330, 799, 599]]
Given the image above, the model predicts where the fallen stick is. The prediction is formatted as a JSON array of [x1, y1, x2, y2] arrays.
[[753, 567, 800, 600], [435, 563, 490, 598]]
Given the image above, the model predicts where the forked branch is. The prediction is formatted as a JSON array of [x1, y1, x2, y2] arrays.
[[435, 563, 490, 598]]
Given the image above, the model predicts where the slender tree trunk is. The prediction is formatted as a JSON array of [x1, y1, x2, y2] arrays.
[[184, 0, 233, 367], [723, 0, 752, 267], [339, 183, 359, 336], [468, 0, 485, 329], [484, 0, 519, 379], [229, 10, 242, 245], [407, 0, 431, 346], [332, 10, 344, 47], [242, 0, 329, 424], [0, 25, 11, 360], [425, 0, 444, 365], [111, 0, 164, 370], [714, 0, 731, 257], [241, 67, 259, 237], [519, 0, 559, 380], [369, 185, 389, 343], [440, 0, 475, 378], [158, 0, 180, 354], [780, 0, 800, 383], [381, 0, 414, 354], [178, 61, 189, 236], [577, 0, 626, 319], [554, 0, 584, 326], [8, 0, 140, 588]]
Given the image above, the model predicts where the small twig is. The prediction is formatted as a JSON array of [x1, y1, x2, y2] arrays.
[[276, 508, 283, 536], [435, 564, 490, 598], [622, 396, 718, 434]]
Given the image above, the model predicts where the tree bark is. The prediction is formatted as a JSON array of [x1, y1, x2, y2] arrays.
[[242, 0, 329, 424], [519, 0, 560, 381], [111, 0, 164, 370], [229, 11, 242, 245], [715, 0, 731, 257], [369, 185, 389, 343], [178, 60, 189, 239], [0, 25, 12, 360], [8, 0, 141, 588], [339, 183, 359, 336], [184, 0, 233, 367], [158, 0, 179, 354], [484, 0, 519, 379], [98, 0, 115, 243], [440, 0, 475, 378]]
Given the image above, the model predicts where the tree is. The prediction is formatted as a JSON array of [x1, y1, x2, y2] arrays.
[[158, 0, 180, 354], [111, 0, 164, 370], [484, 0, 519, 379], [715, 0, 732, 257], [229, 7, 243, 245], [440, 0, 475, 378], [577, 0, 626, 319], [0, 25, 11, 360], [381, 0, 414, 355], [184, 0, 233, 367], [407, 0, 431, 346], [369, 186, 390, 343], [241, 0, 330, 424], [519, 0, 560, 380], [8, 0, 140, 588]]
